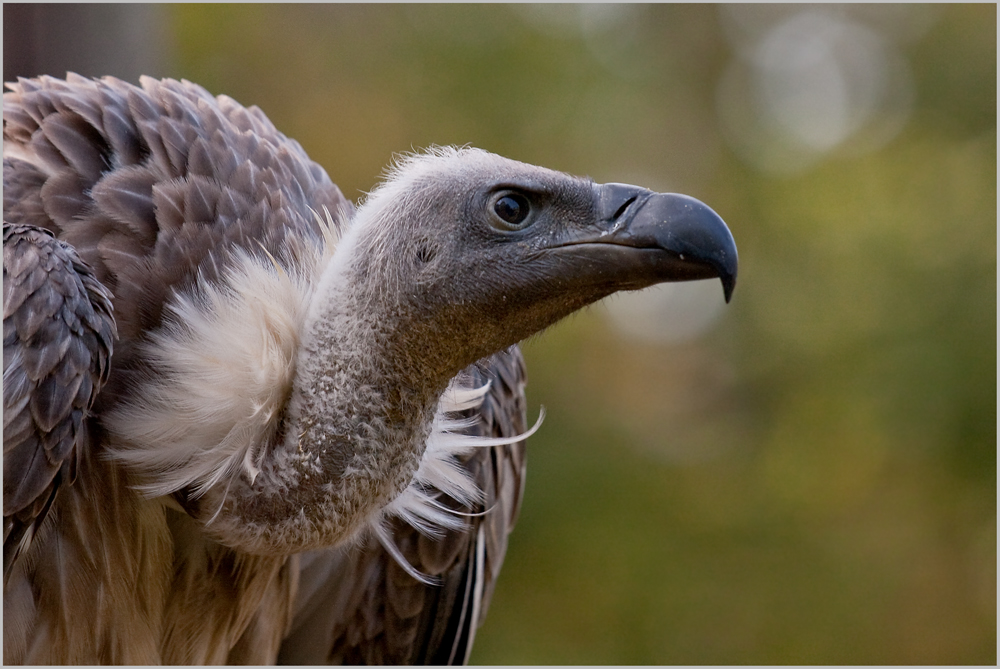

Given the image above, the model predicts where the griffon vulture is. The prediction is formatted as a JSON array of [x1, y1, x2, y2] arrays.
[[2, 74, 737, 664]]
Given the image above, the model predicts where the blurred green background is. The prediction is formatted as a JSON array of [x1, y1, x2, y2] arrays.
[[6, 3, 994, 664]]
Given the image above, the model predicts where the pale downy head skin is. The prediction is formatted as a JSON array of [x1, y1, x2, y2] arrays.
[[106, 146, 737, 561]]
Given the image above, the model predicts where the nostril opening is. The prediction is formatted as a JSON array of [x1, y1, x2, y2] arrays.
[[612, 196, 637, 221]]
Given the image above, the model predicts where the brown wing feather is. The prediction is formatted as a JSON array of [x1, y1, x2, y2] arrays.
[[3, 223, 116, 583], [277, 346, 528, 665]]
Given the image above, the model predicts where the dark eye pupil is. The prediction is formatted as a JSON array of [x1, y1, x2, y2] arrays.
[[494, 194, 530, 226]]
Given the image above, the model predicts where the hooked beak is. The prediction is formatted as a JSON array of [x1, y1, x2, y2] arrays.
[[587, 183, 739, 302]]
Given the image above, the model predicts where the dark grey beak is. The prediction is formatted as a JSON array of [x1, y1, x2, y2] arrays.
[[595, 183, 738, 302]]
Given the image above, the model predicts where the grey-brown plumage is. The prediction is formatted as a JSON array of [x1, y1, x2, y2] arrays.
[[3, 223, 115, 579], [3, 74, 736, 664]]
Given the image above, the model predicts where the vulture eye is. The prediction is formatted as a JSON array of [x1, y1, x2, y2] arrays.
[[492, 192, 532, 230]]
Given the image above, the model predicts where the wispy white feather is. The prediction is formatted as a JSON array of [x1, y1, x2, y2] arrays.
[[105, 215, 340, 497]]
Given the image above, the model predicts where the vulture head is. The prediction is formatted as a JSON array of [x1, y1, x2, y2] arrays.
[[334, 147, 736, 382], [340, 148, 737, 366]]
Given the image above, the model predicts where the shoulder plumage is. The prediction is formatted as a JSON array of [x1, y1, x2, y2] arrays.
[[4, 73, 353, 332]]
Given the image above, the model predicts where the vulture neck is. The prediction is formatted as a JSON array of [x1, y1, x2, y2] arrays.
[[205, 233, 470, 555], [294, 263, 457, 477]]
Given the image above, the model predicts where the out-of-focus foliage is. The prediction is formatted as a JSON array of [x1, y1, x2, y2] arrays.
[[170, 4, 995, 664]]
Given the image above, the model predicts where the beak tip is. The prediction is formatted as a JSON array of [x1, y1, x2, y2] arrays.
[[718, 252, 737, 304], [723, 276, 735, 303]]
